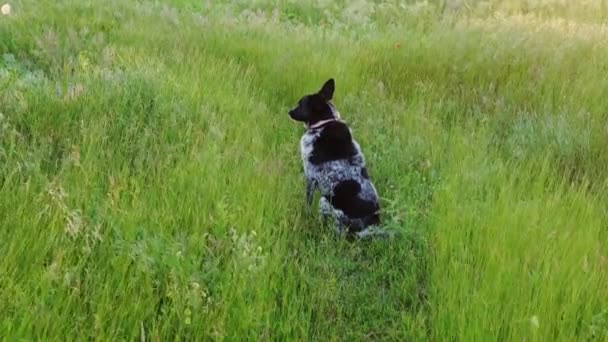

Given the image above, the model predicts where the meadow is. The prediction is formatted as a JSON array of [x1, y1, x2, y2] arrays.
[[1, 0, 607, 340]]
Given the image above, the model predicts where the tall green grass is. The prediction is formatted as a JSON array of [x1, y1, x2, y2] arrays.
[[1, 0, 607, 340]]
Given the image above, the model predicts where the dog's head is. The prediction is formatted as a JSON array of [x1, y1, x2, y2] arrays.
[[288, 79, 339, 126]]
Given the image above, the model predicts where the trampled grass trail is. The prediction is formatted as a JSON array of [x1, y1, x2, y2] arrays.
[[1, 0, 607, 340]]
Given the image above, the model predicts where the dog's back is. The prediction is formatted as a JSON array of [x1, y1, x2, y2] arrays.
[[301, 121, 380, 233]]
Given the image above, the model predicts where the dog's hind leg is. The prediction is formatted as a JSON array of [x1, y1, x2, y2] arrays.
[[318, 196, 332, 220], [319, 197, 342, 233]]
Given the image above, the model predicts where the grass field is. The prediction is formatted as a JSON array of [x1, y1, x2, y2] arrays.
[[1, 0, 608, 340]]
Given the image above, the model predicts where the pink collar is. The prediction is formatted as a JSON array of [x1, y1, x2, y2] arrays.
[[307, 118, 340, 130]]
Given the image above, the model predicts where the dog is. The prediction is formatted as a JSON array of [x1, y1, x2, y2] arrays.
[[288, 79, 382, 238]]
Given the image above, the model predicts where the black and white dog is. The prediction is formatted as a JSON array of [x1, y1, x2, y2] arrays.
[[289, 79, 382, 238]]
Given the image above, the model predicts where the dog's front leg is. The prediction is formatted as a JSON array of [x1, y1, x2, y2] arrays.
[[305, 177, 316, 209]]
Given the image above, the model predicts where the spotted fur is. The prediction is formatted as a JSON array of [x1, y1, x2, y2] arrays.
[[289, 79, 381, 237]]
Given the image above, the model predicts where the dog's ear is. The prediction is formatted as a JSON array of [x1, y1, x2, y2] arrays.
[[319, 78, 335, 101]]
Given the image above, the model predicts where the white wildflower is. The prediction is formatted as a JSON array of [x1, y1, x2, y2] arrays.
[[1, 3, 10, 16]]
